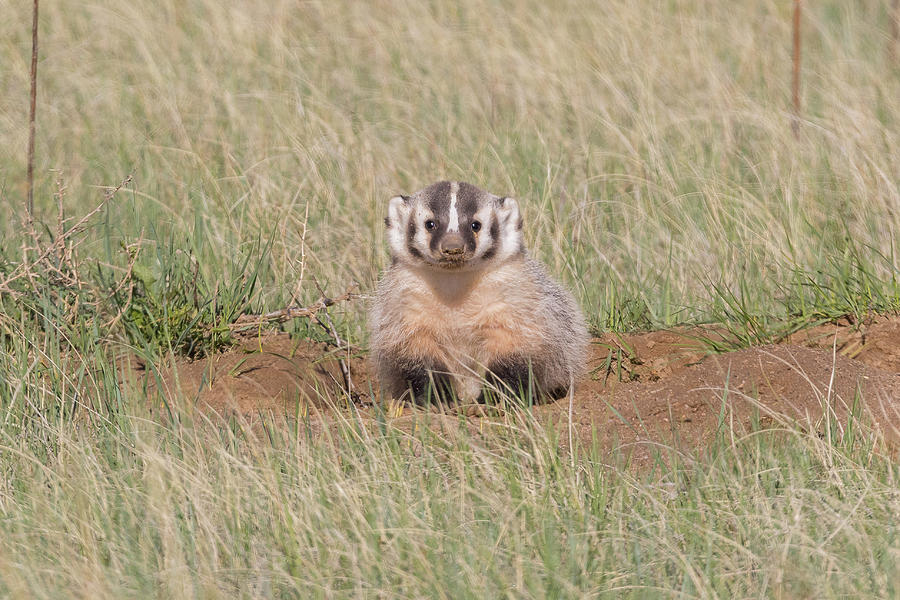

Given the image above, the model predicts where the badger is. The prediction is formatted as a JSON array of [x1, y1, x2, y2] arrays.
[[369, 181, 589, 405]]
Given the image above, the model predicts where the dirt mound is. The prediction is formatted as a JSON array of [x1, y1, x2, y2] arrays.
[[540, 343, 900, 467], [789, 314, 900, 373], [145, 333, 369, 415], [146, 317, 900, 460]]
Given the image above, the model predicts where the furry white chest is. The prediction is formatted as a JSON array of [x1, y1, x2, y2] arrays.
[[393, 265, 529, 400]]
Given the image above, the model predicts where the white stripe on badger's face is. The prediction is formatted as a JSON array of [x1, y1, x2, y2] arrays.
[[414, 204, 430, 249], [495, 197, 523, 261], [447, 181, 460, 232], [387, 195, 410, 258], [473, 205, 493, 254]]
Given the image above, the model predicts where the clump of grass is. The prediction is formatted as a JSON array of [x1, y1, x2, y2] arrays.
[[697, 235, 900, 352], [0, 189, 269, 360], [116, 236, 266, 359]]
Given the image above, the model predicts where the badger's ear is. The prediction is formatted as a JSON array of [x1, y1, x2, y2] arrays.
[[386, 195, 409, 228], [496, 196, 523, 231]]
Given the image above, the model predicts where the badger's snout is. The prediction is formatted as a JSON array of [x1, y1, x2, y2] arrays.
[[440, 233, 465, 256]]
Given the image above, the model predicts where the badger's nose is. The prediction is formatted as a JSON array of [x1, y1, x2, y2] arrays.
[[440, 233, 465, 255]]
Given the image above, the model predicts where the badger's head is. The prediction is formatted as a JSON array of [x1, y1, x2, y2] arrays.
[[385, 181, 524, 271]]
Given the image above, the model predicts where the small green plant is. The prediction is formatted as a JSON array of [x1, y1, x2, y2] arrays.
[[118, 245, 239, 359], [695, 236, 900, 353]]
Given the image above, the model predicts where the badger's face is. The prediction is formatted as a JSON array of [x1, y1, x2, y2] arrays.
[[385, 181, 524, 271]]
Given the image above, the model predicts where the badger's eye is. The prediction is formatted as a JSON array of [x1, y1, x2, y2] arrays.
[[425, 220, 436, 231], [471, 221, 482, 232]]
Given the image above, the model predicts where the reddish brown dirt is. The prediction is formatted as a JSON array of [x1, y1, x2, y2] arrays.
[[787, 314, 900, 373], [147, 317, 900, 462], [144, 333, 371, 415]]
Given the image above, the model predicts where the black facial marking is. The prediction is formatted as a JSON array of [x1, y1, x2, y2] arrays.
[[456, 182, 480, 218], [429, 222, 444, 253], [464, 228, 477, 254], [407, 218, 417, 242], [481, 246, 497, 260], [384, 216, 391, 228], [489, 219, 499, 241], [424, 181, 452, 216], [420, 183, 453, 255], [517, 216, 524, 231], [408, 244, 424, 259]]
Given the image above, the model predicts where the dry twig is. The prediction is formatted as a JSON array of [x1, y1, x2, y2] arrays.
[[311, 277, 355, 397], [231, 281, 360, 398], [230, 282, 359, 331], [0, 174, 132, 296]]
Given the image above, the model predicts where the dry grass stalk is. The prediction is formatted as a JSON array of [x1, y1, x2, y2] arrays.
[[891, 0, 900, 64], [101, 238, 144, 331], [792, 0, 802, 138], [26, 0, 39, 217], [311, 277, 355, 397]]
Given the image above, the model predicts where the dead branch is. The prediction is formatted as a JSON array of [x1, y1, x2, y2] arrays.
[[230, 282, 359, 331], [0, 174, 132, 295], [233, 280, 361, 400]]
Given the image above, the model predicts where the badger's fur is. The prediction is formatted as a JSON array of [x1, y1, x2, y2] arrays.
[[369, 181, 589, 404]]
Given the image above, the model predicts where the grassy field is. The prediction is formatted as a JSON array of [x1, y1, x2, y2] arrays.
[[1, 0, 900, 596]]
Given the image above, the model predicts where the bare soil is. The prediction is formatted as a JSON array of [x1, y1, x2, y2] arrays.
[[146, 316, 900, 464]]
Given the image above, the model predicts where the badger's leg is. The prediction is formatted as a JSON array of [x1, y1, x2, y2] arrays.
[[479, 316, 570, 403], [384, 356, 456, 405], [485, 356, 532, 397], [485, 355, 569, 403]]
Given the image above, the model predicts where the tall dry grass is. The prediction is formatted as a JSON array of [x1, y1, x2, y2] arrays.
[[2, 0, 898, 332]]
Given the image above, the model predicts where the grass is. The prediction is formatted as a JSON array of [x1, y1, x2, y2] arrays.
[[0, 0, 899, 596], [0, 403, 899, 597]]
